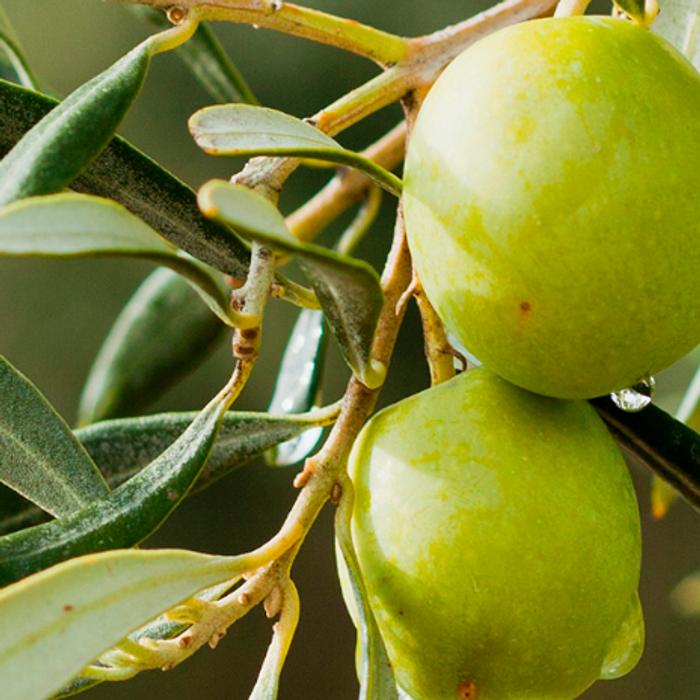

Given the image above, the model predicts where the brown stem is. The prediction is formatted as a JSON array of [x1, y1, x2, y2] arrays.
[[414, 276, 459, 386], [287, 123, 406, 243], [129, 0, 409, 66], [294, 207, 413, 489], [232, 0, 557, 199]]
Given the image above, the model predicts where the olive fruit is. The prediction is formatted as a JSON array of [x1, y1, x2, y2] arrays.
[[342, 368, 643, 699], [403, 16, 700, 398]]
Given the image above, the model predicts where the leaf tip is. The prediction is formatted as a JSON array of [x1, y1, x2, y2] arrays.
[[196, 180, 225, 220]]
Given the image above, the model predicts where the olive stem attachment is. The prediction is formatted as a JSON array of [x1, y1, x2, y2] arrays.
[[413, 275, 461, 386], [554, 0, 591, 18]]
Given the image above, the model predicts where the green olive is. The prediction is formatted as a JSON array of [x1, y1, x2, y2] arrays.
[[403, 16, 700, 398], [342, 368, 643, 699]]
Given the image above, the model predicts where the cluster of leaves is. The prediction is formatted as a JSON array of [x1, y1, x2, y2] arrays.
[[0, 1, 698, 699]]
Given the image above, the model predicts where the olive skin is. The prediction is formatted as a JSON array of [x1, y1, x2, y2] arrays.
[[343, 369, 643, 700], [404, 16, 700, 398]]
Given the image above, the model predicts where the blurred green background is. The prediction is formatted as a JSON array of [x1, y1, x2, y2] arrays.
[[1, 1, 699, 698]]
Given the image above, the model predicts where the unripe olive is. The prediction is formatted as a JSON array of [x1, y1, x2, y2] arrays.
[[403, 16, 700, 398], [342, 369, 643, 699]]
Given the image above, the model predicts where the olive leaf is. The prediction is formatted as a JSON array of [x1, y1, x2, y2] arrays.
[[0, 4, 38, 89], [198, 181, 386, 389], [189, 105, 402, 196], [335, 500, 398, 700], [654, 0, 700, 69], [56, 581, 233, 699], [127, 5, 258, 104], [0, 383, 234, 587], [0, 548, 246, 700], [267, 310, 328, 467], [77, 410, 328, 502], [592, 396, 700, 513], [0, 193, 235, 327], [0, 356, 108, 519], [0, 37, 151, 206], [0, 80, 316, 297], [0, 409, 327, 536], [77, 268, 225, 426], [0, 19, 198, 206]]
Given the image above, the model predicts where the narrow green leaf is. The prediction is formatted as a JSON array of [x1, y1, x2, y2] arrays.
[[198, 181, 386, 389], [191, 103, 339, 151], [0, 356, 108, 518], [0, 384, 233, 587], [77, 268, 225, 426], [0, 4, 39, 89], [592, 396, 700, 513], [0, 4, 19, 43], [0, 15, 199, 207], [0, 41, 151, 207], [0, 548, 244, 700], [127, 5, 258, 104], [79, 411, 322, 492], [654, 0, 700, 70], [189, 105, 402, 196], [177, 23, 259, 104], [0, 80, 314, 298], [55, 581, 232, 698], [336, 496, 398, 700], [267, 310, 327, 466], [0, 193, 234, 326], [0, 410, 327, 537]]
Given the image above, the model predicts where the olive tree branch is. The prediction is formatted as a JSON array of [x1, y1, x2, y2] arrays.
[[229, 0, 558, 198], [294, 207, 414, 491], [335, 185, 383, 256], [287, 123, 406, 243], [77, 0, 560, 690], [189, 0, 550, 643], [223, 241, 277, 406], [405, 0, 558, 78], [120, 0, 409, 66], [81, 537, 304, 681], [171, 0, 553, 679]]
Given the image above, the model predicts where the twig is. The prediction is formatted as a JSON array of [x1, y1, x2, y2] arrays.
[[226, 0, 558, 198], [121, 0, 409, 66], [413, 275, 460, 386], [288, 123, 405, 243], [554, 0, 591, 17]]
